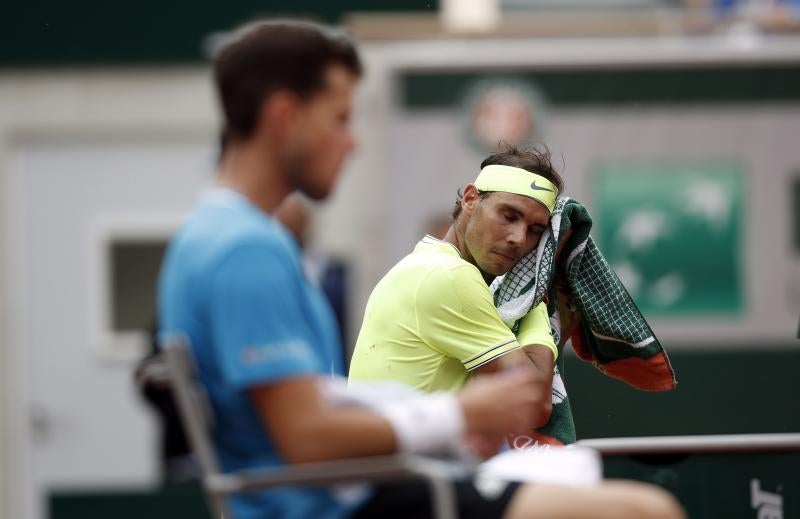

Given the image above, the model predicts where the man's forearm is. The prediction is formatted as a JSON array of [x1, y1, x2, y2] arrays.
[[250, 377, 464, 464], [279, 406, 398, 463], [520, 345, 554, 426], [478, 347, 553, 427], [491, 346, 553, 381], [250, 379, 398, 464], [521, 344, 555, 382]]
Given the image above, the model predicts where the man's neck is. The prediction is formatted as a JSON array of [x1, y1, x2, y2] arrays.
[[442, 226, 463, 257], [442, 224, 495, 284], [217, 140, 293, 215]]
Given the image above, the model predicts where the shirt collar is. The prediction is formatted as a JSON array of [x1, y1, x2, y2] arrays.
[[415, 235, 463, 258]]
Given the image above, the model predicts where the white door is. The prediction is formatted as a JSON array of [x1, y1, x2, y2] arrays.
[[7, 137, 215, 519]]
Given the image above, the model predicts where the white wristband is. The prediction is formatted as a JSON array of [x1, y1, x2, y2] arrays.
[[319, 377, 465, 456], [376, 392, 465, 456]]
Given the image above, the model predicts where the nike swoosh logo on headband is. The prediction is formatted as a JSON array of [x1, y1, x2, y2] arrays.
[[530, 180, 554, 192]]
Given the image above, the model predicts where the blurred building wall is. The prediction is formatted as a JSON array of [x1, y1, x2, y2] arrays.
[[0, 69, 217, 519]]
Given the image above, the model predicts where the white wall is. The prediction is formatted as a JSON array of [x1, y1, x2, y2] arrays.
[[0, 68, 218, 519]]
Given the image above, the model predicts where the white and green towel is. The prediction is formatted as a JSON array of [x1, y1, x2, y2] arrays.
[[491, 197, 676, 446]]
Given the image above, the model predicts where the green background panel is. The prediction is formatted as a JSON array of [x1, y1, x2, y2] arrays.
[[50, 482, 211, 519], [400, 67, 800, 108], [603, 451, 799, 519], [564, 347, 800, 439], [594, 163, 743, 315], [50, 452, 800, 519]]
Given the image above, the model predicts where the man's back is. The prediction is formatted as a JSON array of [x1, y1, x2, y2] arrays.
[[159, 188, 352, 519]]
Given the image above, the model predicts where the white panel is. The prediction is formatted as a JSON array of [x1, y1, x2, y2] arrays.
[[10, 138, 216, 519]]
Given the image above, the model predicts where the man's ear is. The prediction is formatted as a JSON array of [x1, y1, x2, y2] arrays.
[[255, 90, 302, 138], [461, 184, 481, 216]]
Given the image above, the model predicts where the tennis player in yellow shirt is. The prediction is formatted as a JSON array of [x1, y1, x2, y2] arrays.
[[350, 145, 561, 438]]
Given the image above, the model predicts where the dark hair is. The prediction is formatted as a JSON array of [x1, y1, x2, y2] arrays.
[[452, 144, 565, 220], [214, 20, 362, 145]]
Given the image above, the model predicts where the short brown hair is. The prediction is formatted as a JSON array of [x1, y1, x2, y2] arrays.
[[214, 20, 362, 145], [452, 144, 565, 220]]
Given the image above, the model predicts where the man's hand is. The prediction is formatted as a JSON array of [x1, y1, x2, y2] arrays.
[[465, 433, 506, 459], [457, 368, 548, 442]]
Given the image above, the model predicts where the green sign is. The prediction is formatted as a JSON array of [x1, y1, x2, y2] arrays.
[[595, 164, 743, 315], [604, 451, 799, 519]]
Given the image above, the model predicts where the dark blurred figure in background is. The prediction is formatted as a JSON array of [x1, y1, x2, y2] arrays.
[[134, 321, 199, 483]]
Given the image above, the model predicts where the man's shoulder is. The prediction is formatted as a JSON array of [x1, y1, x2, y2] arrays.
[[393, 256, 484, 313], [413, 248, 481, 285], [379, 247, 469, 295], [171, 204, 296, 274], [403, 241, 498, 308]]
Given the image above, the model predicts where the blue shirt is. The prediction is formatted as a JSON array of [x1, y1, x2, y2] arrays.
[[158, 188, 363, 519]]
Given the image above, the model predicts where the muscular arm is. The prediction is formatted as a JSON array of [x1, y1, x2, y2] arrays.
[[249, 377, 397, 464], [474, 345, 554, 427], [414, 266, 556, 427], [250, 370, 548, 464]]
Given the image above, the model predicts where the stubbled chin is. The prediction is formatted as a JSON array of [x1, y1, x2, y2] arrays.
[[493, 255, 515, 271], [303, 178, 337, 200], [480, 262, 507, 278]]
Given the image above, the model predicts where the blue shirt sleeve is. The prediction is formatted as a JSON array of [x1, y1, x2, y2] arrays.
[[209, 240, 322, 389]]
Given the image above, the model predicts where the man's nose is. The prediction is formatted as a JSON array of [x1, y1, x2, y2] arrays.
[[507, 224, 526, 246]]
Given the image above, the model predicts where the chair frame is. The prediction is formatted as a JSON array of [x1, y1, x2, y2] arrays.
[[161, 336, 466, 519]]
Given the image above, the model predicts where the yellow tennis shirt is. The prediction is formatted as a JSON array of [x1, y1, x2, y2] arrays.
[[349, 236, 555, 392]]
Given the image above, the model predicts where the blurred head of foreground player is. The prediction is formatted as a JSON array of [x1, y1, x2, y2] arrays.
[[215, 19, 361, 212]]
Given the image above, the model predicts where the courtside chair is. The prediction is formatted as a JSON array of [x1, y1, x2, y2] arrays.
[[160, 334, 465, 519]]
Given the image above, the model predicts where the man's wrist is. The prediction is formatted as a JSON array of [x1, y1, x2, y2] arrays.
[[377, 392, 465, 456]]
